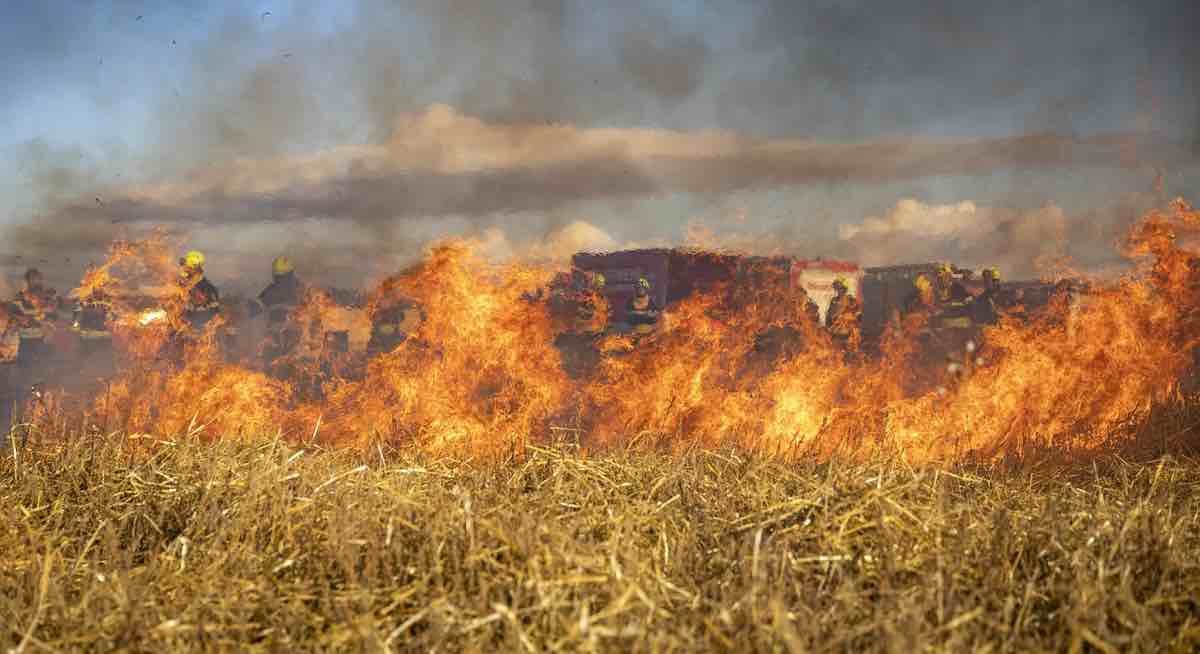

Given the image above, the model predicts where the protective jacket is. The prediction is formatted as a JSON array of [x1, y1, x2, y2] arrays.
[[182, 274, 221, 330], [826, 293, 861, 335], [626, 293, 660, 326], [368, 302, 414, 355], [258, 273, 304, 329], [934, 281, 974, 330], [10, 287, 59, 340]]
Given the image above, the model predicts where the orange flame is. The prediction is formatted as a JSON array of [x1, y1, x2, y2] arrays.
[[26, 200, 1200, 463]]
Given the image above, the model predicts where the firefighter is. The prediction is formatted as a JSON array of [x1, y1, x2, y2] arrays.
[[930, 264, 979, 389], [177, 250, 221, 332], [825, 276, 862, 354], [934, 263, 972, 305], [626, 276, 661, 334], [802, 288, 821, 326], [9, 268, 61, 370], [16, 268, 60, 321], [573, 271, 608, 335], [1045, 279, 1087, 338], [2, 269, 65, 426], [319, 330, 355, 381], [900, 274, 937, 321], [561, 271, 611, 377], [879, 274, 940, 394], [930, 263, 974, 331], [70, 284, 115, 354], [971, 267, 1003, 325], [55, 267, 119, 390], [255, 256, 305, 363], [982, 267, 1001, 290], [368, 299, 415, 356]]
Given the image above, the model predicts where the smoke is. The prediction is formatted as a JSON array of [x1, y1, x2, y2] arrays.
[[2, 0, 1199, 294], [7, 104, 1192, 292], [618, 18, 710, 104], [6, 108, 1180, 288], [721, 0, 1198, 139], [522, 220, 622, 262], [834, 195, 1159, 279]]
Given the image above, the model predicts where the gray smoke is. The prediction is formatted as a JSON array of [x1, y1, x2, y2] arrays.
[[2, 0, 1198, 294]]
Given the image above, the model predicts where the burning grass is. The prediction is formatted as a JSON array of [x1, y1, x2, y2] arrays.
[[3, 432, 1200, 652], [24, 200, 1200, 465], [5, 200, 1200, 649]]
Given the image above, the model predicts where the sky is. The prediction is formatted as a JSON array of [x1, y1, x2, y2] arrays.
[[1, 0, 1198, 294]]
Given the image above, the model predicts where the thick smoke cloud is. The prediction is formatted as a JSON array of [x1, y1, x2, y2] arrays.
[[729, 0, 1198, 139], [18, 105, 1192, 287], [2, 0, 1198, 293], [11, 104, 1198, 293]]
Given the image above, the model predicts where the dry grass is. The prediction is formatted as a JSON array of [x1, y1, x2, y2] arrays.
[[2, 433, 1200, 653]]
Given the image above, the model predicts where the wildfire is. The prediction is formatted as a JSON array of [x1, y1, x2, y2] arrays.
[[310, 242, 570, 455], [19, 200, 1200, 463]]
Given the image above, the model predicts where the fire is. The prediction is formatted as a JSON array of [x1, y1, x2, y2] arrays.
[[296, 242, 571, 455], [20, 200, 1200, 463], [138, 308, 168, 326]]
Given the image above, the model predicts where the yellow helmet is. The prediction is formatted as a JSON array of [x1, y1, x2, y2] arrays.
[[637, 277, 651, 289], [182, 250, 205, 269], [914, 274, 933, 292], [592, 272, 606, 289], [832, 276, 848, 291], [936, 262, 952, 274], [272, 256, 294, 276], [983, 267, 1000, 280]]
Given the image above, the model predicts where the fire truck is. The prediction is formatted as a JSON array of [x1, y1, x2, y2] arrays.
[[790, 259, 864, 324], [570, 248, 863, 327]]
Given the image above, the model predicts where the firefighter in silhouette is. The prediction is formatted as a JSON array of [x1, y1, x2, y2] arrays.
[[934, 263, 972, 305], [177, 250, 221, 332], [896, 274, 939, 370], [802, 288, 821, 326], [626, 276, 661, 335], [553, 271, 609, 378], [69, 272, 115, 357], [971, 267, 1003, 326], [254, 256, 305, 364], [2, 267, 62, 420], [9, 268, 62, 371], [898, 274, 937, 323], [930, 264, 978, 390], [319, 330, 355, 381], [572, 271, 608, 335], [368, 298, 417, 356], [930, 263, 974, 332], [2, 269, 66, 426], [1044, 278, 1087, 337], [825, 276, 862, 354], [750, 283, 823, 367], [545, 269, 608, 334]]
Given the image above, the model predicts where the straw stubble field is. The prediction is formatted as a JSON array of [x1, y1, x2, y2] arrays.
[[2, 433, 1200, 652]]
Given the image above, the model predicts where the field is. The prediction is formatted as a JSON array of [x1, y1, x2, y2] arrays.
[[3, 432, 1200, 653]]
